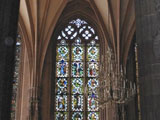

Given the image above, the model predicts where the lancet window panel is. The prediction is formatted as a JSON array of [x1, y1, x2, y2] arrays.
[[11, 34, 22, 120], [54, 18, 100, 120]]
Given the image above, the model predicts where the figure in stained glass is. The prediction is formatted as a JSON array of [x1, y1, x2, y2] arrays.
[[56, 60, 68, 77], [72, 95, 83, 111], [72, 62, 84, 77], [56, 95, 67, 111], [88, 95, 99, 111], [87, 62, 99, 77], [72, 46, 84, 61]]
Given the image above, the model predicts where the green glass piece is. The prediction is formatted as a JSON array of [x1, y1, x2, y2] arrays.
[[72, 62, 84, 77], [72, 78, 83, 94]]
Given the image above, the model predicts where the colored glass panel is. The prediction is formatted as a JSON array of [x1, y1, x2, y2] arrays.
[[72, 112, 83, 120], [88, 78, 99, 92], [70, 19, 87, 28], [88, 95, 99, 111], [55, 19, 100, 120], [56, 78, 68, 95], [72, 45, 84, 61], [11, 34, 21, 120], [72, 95, 83, 111], [72, 78, 83, 94], [56, 95, 67, 111], [56, 60, 69, 77], [55, 112, 67, 120], [88, 112, 99, 120], [87, 46, 99, 62], [57, 45, 69, 61], [72, 62, 84, 77], [87, 62, 99, 77]]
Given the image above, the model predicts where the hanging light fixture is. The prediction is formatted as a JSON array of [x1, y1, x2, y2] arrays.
[[96, 47, 136, 105]]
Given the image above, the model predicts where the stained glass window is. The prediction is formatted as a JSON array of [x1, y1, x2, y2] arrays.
[[11, 34, 22, 120], [55, 18, 100, 120]]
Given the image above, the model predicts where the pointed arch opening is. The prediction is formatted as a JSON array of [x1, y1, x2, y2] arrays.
[[40, 1, 108, 120], [54, 18, 100, 120]]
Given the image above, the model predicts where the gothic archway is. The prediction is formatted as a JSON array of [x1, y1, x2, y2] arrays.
[[41, 1, 108, 120]]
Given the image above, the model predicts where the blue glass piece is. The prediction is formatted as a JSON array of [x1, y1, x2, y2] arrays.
[[56, 60, 68, 77], [56, 95, 67, 111], [72, 78, 83, 94]]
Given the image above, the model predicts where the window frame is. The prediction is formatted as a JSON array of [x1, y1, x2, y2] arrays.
[[54, 18, 100, 120]]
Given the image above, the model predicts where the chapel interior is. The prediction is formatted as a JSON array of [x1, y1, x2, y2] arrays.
[[0, 0, 160, 120]]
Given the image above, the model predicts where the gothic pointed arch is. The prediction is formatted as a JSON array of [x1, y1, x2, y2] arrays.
[[40, 0, 109, 120], [54, 18, 100, 120]]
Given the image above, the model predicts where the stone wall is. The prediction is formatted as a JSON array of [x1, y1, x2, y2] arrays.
[[135, 0, 160, 119], [0, 0, 20, 119]]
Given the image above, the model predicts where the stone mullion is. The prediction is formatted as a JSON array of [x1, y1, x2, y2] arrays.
[[68, 40, 72, 120], [84, 41, 87, 120]]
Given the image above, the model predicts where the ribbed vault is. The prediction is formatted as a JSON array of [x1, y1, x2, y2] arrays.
[[18, 0, 135, 119]]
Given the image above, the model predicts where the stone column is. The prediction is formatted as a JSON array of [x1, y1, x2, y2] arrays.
[[135, 0, 160, 119], [29, 87, 40, 120]]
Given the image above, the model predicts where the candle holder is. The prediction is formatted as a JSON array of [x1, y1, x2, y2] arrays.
[[96, 47, 136, 105]]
